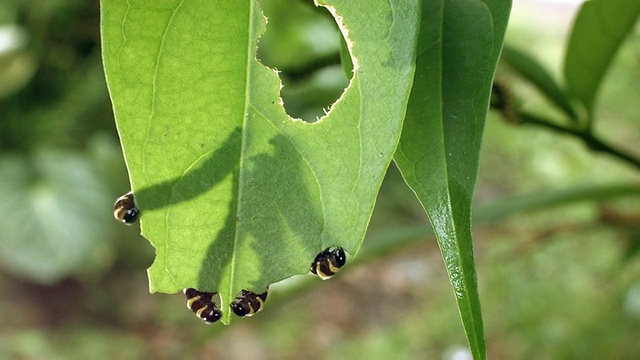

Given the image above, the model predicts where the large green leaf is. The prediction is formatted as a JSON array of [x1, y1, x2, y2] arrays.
[[101, 0, 419, 323], [564, 0, 640, 114], [394, 0, 510, 359]]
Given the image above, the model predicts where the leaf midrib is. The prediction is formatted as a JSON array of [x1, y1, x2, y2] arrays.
[[227, 0, 259, 309]]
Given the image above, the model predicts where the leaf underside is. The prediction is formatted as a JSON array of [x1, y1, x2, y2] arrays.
[[394, 0, 511, 359], [101, 0, 419, 323]]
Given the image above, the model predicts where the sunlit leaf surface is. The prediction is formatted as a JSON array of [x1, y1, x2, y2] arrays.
[[101, 0, 419, 323]]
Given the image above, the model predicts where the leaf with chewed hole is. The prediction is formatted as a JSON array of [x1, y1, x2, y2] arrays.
[[101, 0, 419, 323], [394, 0, 511, 359]]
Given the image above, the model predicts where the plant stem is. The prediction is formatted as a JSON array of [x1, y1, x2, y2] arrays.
[[518, 111, 640, 170]]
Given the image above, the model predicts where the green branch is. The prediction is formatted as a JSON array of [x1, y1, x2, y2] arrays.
[[517, 111, 640, 170]]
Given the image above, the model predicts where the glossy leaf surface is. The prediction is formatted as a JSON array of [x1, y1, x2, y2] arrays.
[[394, 0, 511, 358]]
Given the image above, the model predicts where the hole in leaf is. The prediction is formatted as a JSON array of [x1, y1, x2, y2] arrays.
[[257, 0, 353, 122]]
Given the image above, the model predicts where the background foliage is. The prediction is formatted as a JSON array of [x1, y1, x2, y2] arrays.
[[1, 0, 639, 359]]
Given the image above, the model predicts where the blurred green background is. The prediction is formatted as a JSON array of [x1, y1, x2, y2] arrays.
[[1, 0, 639, 359]]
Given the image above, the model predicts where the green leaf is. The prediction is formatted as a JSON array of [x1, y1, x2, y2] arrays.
[[339, 31, 354, 80], [564, 0, 640, 113], [101, 0, 419, 323], [394, 0, 510, 359], [501, 45, 578, 121]]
